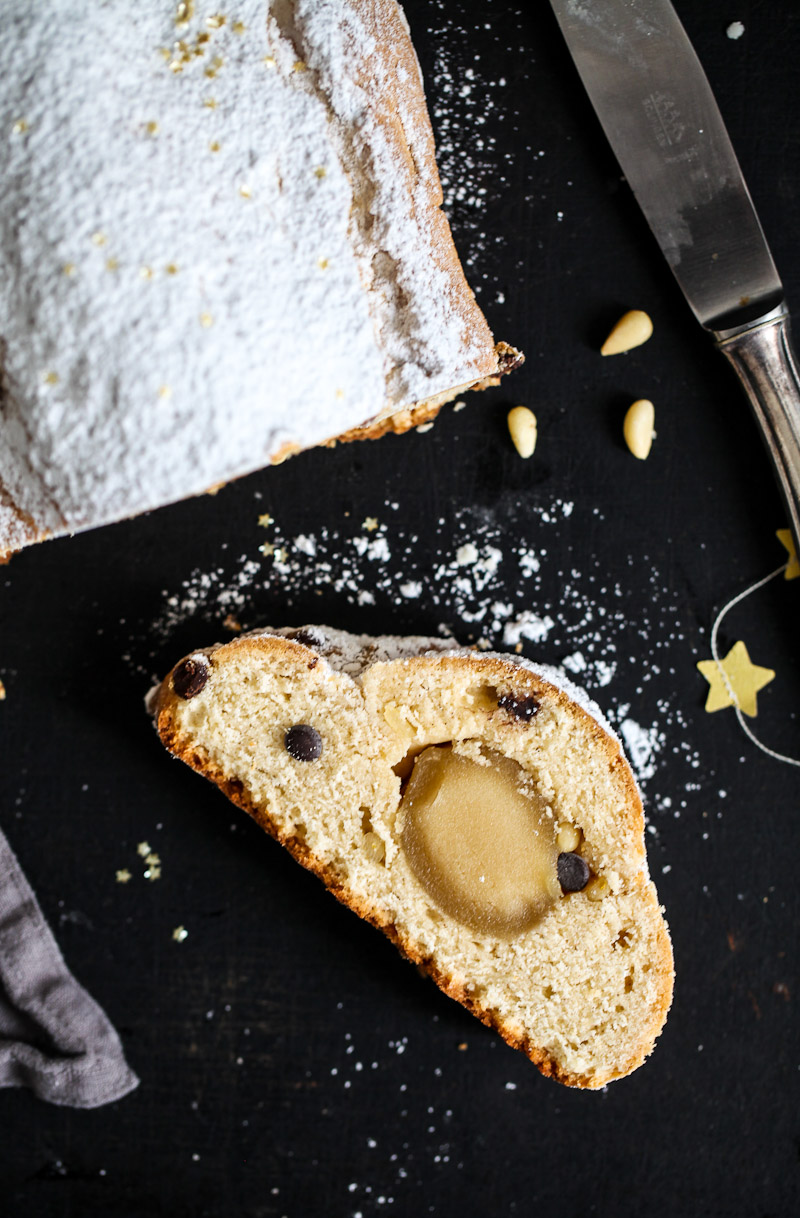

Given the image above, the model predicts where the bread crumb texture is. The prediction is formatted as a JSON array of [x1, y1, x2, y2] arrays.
[[153, 626, 673, 1088]]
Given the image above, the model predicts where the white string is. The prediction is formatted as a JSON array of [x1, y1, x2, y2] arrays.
[[709, 562, 800, 767]]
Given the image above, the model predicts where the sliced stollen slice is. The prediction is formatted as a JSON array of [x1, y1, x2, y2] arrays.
[[149, 626, 673, 1088]]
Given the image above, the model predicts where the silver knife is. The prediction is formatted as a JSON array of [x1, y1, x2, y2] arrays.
[[550, 0, 800, 554]]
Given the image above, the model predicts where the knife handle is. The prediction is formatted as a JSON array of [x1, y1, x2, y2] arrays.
[[714, 306, 800, 557]]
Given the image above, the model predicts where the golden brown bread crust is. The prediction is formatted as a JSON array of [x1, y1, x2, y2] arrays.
[[332, 343, 526, 445], [151, 633, 674, 1088], [268, 343, 525, 464], [2, 337, 523, 550]]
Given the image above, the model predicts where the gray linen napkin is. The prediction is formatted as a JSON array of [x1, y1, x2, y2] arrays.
[[0, 825, 139, 1108]]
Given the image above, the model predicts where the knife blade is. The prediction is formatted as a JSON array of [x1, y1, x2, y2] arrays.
[[550, 0, 800, 552]]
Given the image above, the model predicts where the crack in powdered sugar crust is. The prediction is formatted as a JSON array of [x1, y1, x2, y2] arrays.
[[252, 624, 460, 677], [0, 1, 494, 540], [247, 626, 625, 753]]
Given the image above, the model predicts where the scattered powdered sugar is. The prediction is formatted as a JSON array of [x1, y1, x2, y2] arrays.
[[455, 542, 479, 566], [422, 2, 567, 309], [294, 535, 318, 558], [619, 718, 666, 785], [562, 650, 617, 688], [501, 611, 555, 647], [304, 1017, 474, 1202], [155, 559, 263, 629], [135, 489, 704, 848], [425, 4, 516, 296]]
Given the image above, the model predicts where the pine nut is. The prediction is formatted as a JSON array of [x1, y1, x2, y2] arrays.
[[623, 399, 655, 460], [362, 831, 386, 863], [601, 309, 653, 355], [556, 823, 583, 853], [507, 406, 537, 458], [585, 875, 610, 901]]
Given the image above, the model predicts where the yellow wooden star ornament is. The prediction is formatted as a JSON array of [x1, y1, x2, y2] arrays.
[[776, 528, 799, 580], [697, 640, 775, 717]]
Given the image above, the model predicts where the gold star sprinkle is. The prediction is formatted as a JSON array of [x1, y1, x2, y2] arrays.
[[258, 512, 274, 528], [62, 263, 76, 276], [203, 97, 218, 109], [199, 312, 214, 328], [140, 265, 154, 280], [335, 388, 344, 400], [206, 14, 226, 28], [172, 926, 189, 942], [137, 841, 151, 857], [697, 640, 775, 718], [204, 67, 218, 78], [91, 231, 107, 246], [274, 547, 288, 563], [209, 140, 221, 152], [776, 528, 799, 580], [145, 852, 161, 867], [363, 516, 379, 532], [259, 541, 274, 557], [175, 1, 194, 26], [0, 679, 6, 700], [223, 613, 242, 632], [262, 55, 277, 68], [317, 257, 329, 269], [145, 120, 159, 136], [43, 371, 59, 386], [116, 869, 132, 884], [165, 263, 179, 274], [233, 20, 246, 34], [239, 184, 252, 198], [293, 60, 307, 71], [12, 118, 29, 135], [105, 257, 119, 272], [144, 866, 162, 881], [158, 385, 172, 400], [314, 166, 327, 178]]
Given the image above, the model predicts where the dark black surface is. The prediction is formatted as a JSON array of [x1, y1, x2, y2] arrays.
[[1, 2, 799, 1215]]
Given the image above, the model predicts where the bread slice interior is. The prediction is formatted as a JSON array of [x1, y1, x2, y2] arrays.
[[151, 626, 673, 1087]]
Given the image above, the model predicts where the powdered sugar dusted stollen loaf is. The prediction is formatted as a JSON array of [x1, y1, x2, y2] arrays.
[[150, 625, 673, 1088], [0, 2, 517, 557]]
